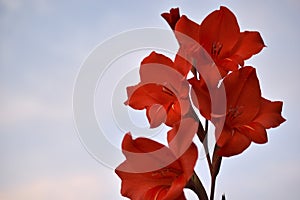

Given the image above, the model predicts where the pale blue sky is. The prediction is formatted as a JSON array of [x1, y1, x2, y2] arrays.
[[0, 0, 299, 199]]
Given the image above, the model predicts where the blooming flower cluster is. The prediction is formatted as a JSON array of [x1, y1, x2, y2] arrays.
[[115, 6, 285, 200]]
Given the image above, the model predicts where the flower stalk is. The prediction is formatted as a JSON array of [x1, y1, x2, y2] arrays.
[[186, 172, 208, 200]]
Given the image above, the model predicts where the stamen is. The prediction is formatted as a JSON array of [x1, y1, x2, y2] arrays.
[[162, 86, 174, 96], [151, 168, 181, 178], [211, 42, 223, 57], [227, 106, 243, 120], [171, 104, 175, 110], [243, 125, 255, 131]]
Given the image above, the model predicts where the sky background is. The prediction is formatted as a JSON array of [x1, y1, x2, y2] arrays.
[[1, 0, 299, 199]]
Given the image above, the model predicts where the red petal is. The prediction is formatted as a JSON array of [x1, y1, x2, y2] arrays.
[[216, 126, 232, 148], [171, 98, 190, 116], [117, 172, 153, 200], [254, 98, 286, 129], [167, 118, 198, 157], [178, 143, 198, 178], [199, 6, 240, 58], [115, 134, 196, 200], [164, 176, 187, 200], [223, 66, 261, 125], [217, 130, 251, 157], [173, 53, 192, 77], [142, 173, 188, 200], [116, 134, 175, 199], [144, 186, 168, 200], [146, 104, 168, 128], [164, 143, 198, 200], [175, 15, 199, 43], [161, 8, 181, 30], [140, 52, 186, 92], [219, 56, 240, 71], [122, 133, 165, 153], [117, 133, 181, 173], [189, 78, 211, 120], [164, 101, 184, 127], [164, 107, 181, 127], [192, 47, 224, 87], [231, 31, 265, 62], [240, 122, 268, 144], [140, 52, 174, 84], [126, 83, 174, 110]]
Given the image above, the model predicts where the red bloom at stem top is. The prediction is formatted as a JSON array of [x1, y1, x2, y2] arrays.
[[161, 7, 180, 30], [115, 133, 198, 200], [125, 52, 192, 128], [162, 6, 266, 76], [190, 66, 286, 156]]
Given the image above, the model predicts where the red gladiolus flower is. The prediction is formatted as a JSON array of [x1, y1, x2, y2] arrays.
[[190, 66, 285, 156], [161, 7, 180, 30], [163, 6, 265, 76], [125, 52, 192, 128], [115, 133, 198, 200]]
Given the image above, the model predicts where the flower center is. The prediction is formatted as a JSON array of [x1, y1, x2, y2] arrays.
[[211, 42, 223, 58], [151, 168, 181, 178], [227, 106, 243, 120], [162, 85, 175, 96]]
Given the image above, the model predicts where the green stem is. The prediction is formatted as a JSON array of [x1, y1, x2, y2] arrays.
[[205, 119, 209, 134], [210, 146, 223, 200], [210, 174, 216, 200], [203, 119, 213, 174], [188, 100, 222, 200], [196, 118, 206, 142], [186, 171, 208, 200]]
